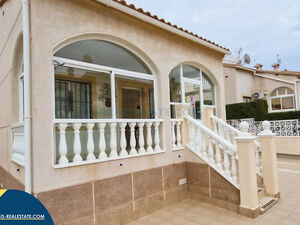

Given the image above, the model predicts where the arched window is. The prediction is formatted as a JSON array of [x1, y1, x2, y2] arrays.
[[169, 64, 215, 119], [270, 87, 295, 112], [53, 40, 155, 119]]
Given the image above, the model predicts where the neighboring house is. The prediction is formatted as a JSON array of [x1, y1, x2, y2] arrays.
[[224, 56, 300, 113], [0, 0, 279, 224]]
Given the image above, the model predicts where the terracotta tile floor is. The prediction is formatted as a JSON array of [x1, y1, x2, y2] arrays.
[[127, 157, 300, 225]]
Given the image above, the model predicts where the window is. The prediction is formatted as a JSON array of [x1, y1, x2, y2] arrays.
[[53, 40, 155, 119], [270, 87, 295, 112], [169, 64, 215, 119], [243, 96, 251, 103]]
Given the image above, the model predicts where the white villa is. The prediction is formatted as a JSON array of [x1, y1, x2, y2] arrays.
[[0, 0, 281, 224]]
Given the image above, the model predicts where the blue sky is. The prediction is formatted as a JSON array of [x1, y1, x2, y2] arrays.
[[126, 0, 300, 71]]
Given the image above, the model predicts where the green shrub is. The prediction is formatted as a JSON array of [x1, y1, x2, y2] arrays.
[[226, 99, 300, 121], [226, 99, 268, 120]]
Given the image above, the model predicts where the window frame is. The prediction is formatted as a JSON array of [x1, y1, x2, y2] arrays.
[[52, 56, 157, 120], [169, 64, 216, 119], [269, 87, 296, 112]]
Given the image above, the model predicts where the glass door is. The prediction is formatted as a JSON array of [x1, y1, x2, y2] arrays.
[[184, 82, 202, 119]]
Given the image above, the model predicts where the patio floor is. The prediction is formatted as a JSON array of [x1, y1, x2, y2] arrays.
[[127, 157, 300, 225]]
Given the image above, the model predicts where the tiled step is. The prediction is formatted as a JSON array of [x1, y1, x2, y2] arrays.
[[259, 196, 278, 214]]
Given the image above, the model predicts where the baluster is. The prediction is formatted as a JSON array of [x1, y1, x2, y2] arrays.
[[73, 123, 82, 163], [231, 154, 238, 184], [86, 123, 95, 161], [138, 122, 146, 154], [225, 128, 231, 143], [154, 122, 161, 152], [207, 137, 215, 165], [129, 122, 137, 155], [58, 123, 68, 165], [223, 151, 231, 178], [98, 123, 107, 160], [188, 121, 194, 147], [119, 123, 128, 157], [109, 123, 118, 158], [194, 127, 200, 152], [146, 122, 153, 153], [201, 133, 208, 160], [171, 121, 177, 150], [176, 121, 182, 149], [215, 144, 223, 171]]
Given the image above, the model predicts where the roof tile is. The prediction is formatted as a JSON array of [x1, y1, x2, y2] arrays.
[[112, 0, 229, 51]]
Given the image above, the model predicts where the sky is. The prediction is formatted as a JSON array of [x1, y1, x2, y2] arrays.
[[126, 0, 300, 71]]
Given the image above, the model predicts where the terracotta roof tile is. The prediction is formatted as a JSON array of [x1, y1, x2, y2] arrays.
[[112, 0, 229, 51]]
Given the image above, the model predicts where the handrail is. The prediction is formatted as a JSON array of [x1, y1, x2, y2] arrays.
[[185, 115, 236, 152], [211, 115, 260, 148], [54, 118, 164, 124]]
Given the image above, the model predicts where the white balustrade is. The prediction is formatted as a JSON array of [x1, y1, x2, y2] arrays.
[[98, 123, 107, 160], [170, 119, 183, 150], [86, 123, 95, 161], [109, 123, 118, 158], [53, 119, 164, 167], [146, 122, 153, 153], [154, 122, 161, 152], [119, 123, 128, 157], [73, 123, 82, 163], [211, 115, 262, 177], [186, 115, 239, 188], [58, 123, 68, 165], [11, 123, 25, 166], [138, 122, 146, 154], [129, 122, 137, 156]]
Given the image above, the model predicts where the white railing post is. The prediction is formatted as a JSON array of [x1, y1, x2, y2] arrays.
[[138, 122, 146, 154], [258, 121, 280, 197], [73, 123, 82, 163], [154, 122, 161, 152], [129, 122, 137, 155], [235, 122, 259, 217], [201, 132, 208, 160], [171, 121, 177, 150], [86, 123, 96, 161], [58, 123, 68, 165], [146, 122, 153, 153], [98, 123, 107, 160], [119, 122, 128, 157], [176, 121, 182, 149], [109, 123, 118, 158]]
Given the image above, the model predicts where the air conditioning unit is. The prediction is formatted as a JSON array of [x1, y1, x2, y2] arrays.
[[252, 90, 265, 99]]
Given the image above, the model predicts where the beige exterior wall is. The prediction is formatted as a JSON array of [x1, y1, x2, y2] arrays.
[[0, 0, 225, 193], [275, 137, 300, 156], [224, 65, 297, 111], [0, 0, 25, 185]]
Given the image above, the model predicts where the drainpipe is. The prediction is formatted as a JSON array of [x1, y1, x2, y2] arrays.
[[22, 0, 32, 194]]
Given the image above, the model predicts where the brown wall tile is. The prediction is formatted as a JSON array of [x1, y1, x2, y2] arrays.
[[37, 182, 93, 225], [94, 174, 132, 211], [210, 169, 240, 204], [0, 166, 24, 190], [95, 202, 135, 225], [133, 167, 163, 199], [163, 162, 186, 191], [186, 162, 209, 196]]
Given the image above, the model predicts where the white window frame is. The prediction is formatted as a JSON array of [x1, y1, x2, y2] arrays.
[[52, 56, 157, 119], [169, 64, 216, 119], [269, 87, 296, 112]]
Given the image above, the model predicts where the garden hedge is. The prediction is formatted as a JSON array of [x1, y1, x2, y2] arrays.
[[226, 99, 300, 121]]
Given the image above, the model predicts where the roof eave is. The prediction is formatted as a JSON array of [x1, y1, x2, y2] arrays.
[[96, 0, 230, 55]]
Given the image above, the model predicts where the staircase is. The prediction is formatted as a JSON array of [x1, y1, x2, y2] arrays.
[[185, 115, 278, 215]]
